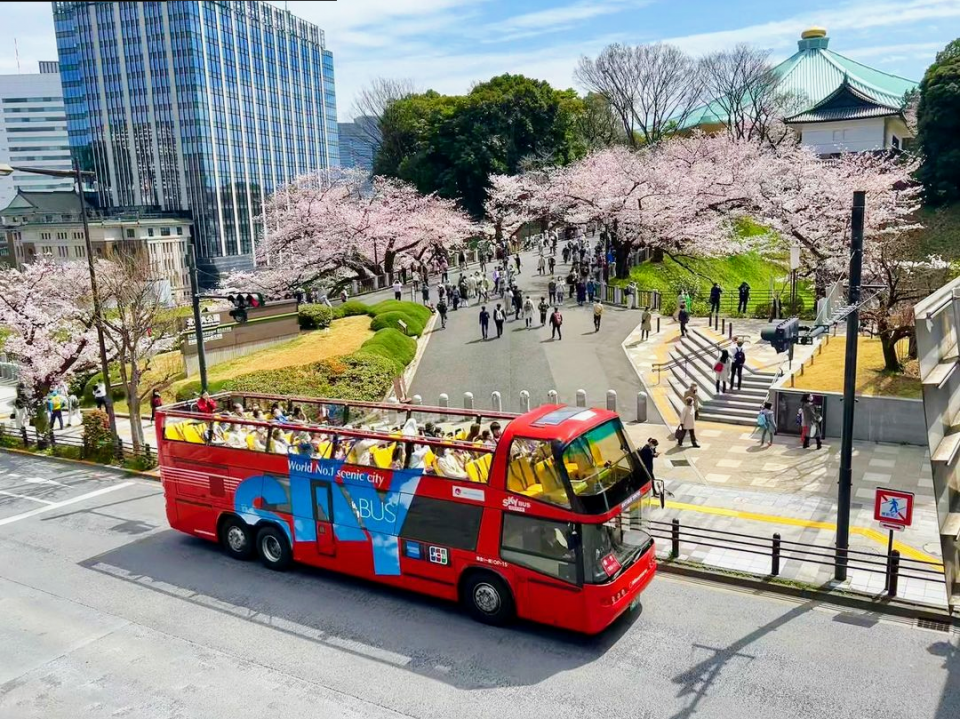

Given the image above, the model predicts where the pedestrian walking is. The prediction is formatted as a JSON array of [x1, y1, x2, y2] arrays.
[[638, 437, 659, 483], [676, 397, 700, 447], [537, 255, 545, 275], [150, 389, 163, 424], [737, 281, 750, 314], [709, 282, 722, 316], [641, 307, 652, 341], [514, 253, 521, 273], [549, 307, 563, 340], [48, 391, 65, 430], [13, 383, 27, 430], [800, 394, 822, 449], [67, 393, 81, 426], [714, 349, 730, 394], [556, 280, 564, 303], [513, 288, 523, 320], [493, 304, 506, 338], [538, 297, 548, 326], [548, 256, 556, 274], [757, 401, 776, 446], [576, 281, 586, 306], [627, 281, 639, 309], [437, 298, 448, 328], [731, 340, 746, 390], [682, 384, 701, 419], [586, 278, 595, 303], [93, 381, 107, 411], [548, 278, 557, 304], [523, 296, 534, 328], [593, 300, 603, 331], [392, 279, 403, 301], [479, 305, 490, 340], [678, 306, 689, 337], [674, 291, 685, 321]]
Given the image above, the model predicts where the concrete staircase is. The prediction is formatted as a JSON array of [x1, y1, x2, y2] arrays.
[[664, 327, 778, 426]]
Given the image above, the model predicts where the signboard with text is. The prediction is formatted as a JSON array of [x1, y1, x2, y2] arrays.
[[874, 488, 914, 530]]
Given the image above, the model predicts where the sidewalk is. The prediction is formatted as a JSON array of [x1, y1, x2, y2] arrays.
[[621, 314, 944, 608]]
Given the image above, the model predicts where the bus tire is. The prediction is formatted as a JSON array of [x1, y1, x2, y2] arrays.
[[219, 516, 253, 560], [255, 525, 292, 571], [462, 571, 514, 626]]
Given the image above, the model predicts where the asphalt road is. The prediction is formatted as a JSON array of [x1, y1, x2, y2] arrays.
[[0, 452, 957, 719], [408, 249, 659, 421]]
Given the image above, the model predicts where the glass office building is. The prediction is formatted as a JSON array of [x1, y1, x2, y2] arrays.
[[53, 1, 340, 276]]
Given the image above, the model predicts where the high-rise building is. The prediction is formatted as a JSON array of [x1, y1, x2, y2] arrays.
[[0, 62, 73, 208], [52, 1, 340, 278], [338, 116, 379, 175]]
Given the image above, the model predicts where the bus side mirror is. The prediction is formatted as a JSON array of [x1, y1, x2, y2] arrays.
[[654, 479, 666, 510]]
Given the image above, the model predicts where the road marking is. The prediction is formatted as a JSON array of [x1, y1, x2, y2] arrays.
[[21, 477, 72, 488], [642, 497, 942, 565], [0, 482, 135, 527], [0, 490, 54, 505]]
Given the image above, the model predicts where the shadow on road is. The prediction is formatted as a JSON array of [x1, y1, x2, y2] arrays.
[[80, 530, 641, 690], [669, 600, 817, 719], [931, 637, 960, 719]]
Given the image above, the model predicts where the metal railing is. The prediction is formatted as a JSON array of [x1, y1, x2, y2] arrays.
[[0, 424, 157, 470], [652, 333, 738, 385], [640, 517, 945, 600]]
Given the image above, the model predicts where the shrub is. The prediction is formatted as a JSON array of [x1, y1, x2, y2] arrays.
[[369, 310, 424, 337], [357, 328, 417, 372], [334, 300, 374, 318], [298, 303, 335, 330], [325, 353, 399, 400], [174, 378, 235, 402], [82, 409, 115, 464], [369, 300, 431, 324]]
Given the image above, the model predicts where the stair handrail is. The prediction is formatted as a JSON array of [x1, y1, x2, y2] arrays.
[[653, 334, 738, 385]]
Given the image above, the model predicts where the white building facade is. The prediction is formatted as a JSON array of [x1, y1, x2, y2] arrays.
[[0, 63, 73, 208]]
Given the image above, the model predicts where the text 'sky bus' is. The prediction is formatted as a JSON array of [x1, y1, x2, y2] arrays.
[[156, 393, 656, 634]]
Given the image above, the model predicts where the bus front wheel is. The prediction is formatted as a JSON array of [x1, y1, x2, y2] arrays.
[[220, 516, 253, 560], [463, 572, 514, 626], [255, 525, 292, 571]]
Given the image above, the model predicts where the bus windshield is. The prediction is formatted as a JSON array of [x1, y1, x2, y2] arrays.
[[581, 523, 653, 584], [561, 420, 643, 513]]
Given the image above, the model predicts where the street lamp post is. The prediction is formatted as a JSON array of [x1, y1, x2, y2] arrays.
[[0, 162, 120, 448]]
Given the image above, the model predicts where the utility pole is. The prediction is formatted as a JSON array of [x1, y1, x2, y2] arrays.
[[76, 162, 120, 448], [187, 245, 208, 392], [836, 190, 865, 581]]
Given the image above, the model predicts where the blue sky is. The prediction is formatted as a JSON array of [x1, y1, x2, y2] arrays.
[[1, 0, 958, 120]]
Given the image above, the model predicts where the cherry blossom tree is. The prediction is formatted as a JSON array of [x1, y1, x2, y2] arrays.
[[225, 171, 478, 295], [0, 260, 98, 431]]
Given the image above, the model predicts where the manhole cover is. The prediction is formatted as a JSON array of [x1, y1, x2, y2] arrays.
[[670, 459, 691, 467], [916, 618, 952, 633]]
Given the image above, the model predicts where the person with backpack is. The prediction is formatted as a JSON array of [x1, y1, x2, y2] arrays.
[[731, 340, 747, 390], [523, 295, 535, 328], [493, 304, 506, 338], [538, 297, 549, 327], [479, 305, 490, 340], [437, 297, 448, 329], [757, 401, 776, 446], [714, 349, 731, 394], [549, 307, 563, 340], [48, 391, 65, 430]]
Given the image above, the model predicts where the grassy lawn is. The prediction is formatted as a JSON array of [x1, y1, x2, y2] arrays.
[[623, 251, 814, 316], [159, 315, 374, 404], [914, 203, 960, 262], [791, 336, 921, 399]]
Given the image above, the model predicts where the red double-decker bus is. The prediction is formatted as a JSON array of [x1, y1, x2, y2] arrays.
[[157, 393, 655, 634]]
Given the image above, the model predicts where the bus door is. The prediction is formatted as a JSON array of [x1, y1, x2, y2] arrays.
[[311, 480, 337, 556]]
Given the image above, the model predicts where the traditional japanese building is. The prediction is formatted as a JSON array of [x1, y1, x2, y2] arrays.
[[684, 27, 918, 156]]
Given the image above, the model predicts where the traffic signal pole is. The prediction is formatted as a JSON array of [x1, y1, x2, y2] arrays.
[[187, 245, 208, 393], [835, 190, 865, 582]]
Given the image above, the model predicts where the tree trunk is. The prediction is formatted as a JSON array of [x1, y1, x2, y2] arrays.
[[118, 354, 144, 453], [384, 250, 396, 284], [652, 247, 664, 263], [879, 333, 903, 372]]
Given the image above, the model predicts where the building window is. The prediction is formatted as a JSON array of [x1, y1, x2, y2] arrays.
[[176, 226, 183, 236], [74, 246, 85, 258], [57, 232, 67, 240], [126, 228, 135, 238], [58, 246, 68, 258], [160, 227, 171, 237], [40, 232, 51, 240], [147, 227, 154, 237], [891, 136, 901, 151]]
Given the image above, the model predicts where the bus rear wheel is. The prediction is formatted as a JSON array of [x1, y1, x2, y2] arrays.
[[463, 572, 514, 626], [256, 525, 292, 571], [220, 517, 253, 560]]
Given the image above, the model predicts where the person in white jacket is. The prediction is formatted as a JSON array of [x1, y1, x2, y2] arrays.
[[677, 397, 700, 448]]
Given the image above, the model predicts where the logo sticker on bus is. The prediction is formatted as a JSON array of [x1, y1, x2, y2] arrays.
[[476, 556, 508, 568], [452, 486, 485, 502], [502, 496, 531, 513], [429, 546, 449, 565], [620, 489, 643, 512]]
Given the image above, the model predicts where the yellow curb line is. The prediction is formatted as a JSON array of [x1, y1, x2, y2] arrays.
[[642, 497, 942, 565]]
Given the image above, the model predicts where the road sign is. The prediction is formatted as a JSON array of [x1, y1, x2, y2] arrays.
[[874, 488, 914, 529]]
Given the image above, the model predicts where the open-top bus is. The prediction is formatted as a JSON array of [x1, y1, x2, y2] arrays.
[[157, 393, 655, 634]]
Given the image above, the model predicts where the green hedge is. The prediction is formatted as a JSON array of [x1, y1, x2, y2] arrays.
[[369, 310, 424, 337], [335, 300, 376, 318], [82, 371, 127, 405], [357, 328, 417, 373], [298, 303, 335, 330], [369, 300, 431, 324]]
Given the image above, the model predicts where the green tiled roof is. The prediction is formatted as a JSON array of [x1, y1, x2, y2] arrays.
[[681, 32, 919, 129]]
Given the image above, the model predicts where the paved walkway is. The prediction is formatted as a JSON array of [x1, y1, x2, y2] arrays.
[[621, 314, 944, 607]]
